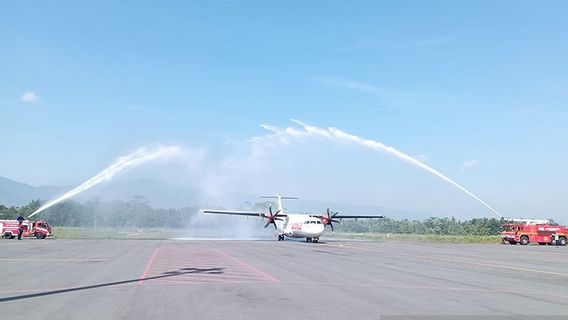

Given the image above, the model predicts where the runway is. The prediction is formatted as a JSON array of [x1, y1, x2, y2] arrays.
[[1, 239, 567, 320]]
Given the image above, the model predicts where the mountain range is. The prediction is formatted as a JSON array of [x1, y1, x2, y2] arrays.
[[0, 176, 421, 219], [0, 176, 203, 208], [0, 176, 67, 207]]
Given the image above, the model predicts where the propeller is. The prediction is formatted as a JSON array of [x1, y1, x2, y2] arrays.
[[321, 208, 340, 231], [264, 206, 282, 229]]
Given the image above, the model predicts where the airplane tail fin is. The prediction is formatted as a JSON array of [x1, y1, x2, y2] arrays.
[[260, 194, 299, 213]]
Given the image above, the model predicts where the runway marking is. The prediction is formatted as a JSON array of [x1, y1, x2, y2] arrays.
[[139, 247, 278, 285], [277, 280, 568, 299], [215, 249, 279, 282], [326, 243, 568, 278], [139, 248, 159, 284], [0, 258, 109, 262]]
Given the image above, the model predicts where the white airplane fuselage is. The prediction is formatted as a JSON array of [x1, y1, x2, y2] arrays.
[[275, 214, 325, 239]]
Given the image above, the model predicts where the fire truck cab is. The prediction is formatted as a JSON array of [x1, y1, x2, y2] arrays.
[[0, 219, 52, 239], [501, 223, 567, 246]]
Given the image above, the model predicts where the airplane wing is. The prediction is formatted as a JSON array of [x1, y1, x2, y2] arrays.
[[313, 210, 383, 231], [333, 215, 384, 219], [202, 210, 288, 218]]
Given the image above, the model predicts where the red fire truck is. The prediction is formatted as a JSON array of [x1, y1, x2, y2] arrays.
[[0, 219, 52, 239], [501, 222, 567, 246]]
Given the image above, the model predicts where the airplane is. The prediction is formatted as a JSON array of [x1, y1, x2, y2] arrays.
[[202, 194, 384, 243]]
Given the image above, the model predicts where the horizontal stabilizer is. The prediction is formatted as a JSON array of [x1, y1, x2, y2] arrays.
[[260, 196, 299, 200]]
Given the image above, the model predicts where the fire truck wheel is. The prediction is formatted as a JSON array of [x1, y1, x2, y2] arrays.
[[3, 232, 13, 239], [560, 237, 567, 246], [35, 233, 43, 239], [519, 236, 529, 245]]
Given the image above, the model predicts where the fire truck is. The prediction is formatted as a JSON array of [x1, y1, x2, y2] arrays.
[[0, 219, 52, 239], [501, 220, 567, 246]]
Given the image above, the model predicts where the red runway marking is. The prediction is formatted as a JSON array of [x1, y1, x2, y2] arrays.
[[139, 248, 159, 284], [139, 247, 278, 285], [215, 249, 279, 283]]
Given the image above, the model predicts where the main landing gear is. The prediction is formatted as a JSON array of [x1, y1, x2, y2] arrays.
[[277, 234, 285, 241], [306, 237, 319, 243]]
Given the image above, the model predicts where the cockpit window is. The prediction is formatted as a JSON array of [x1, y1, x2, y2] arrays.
[[316, 221, 322, 224]]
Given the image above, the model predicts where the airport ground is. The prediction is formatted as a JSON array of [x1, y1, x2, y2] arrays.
[[1, 238, 567, 320]]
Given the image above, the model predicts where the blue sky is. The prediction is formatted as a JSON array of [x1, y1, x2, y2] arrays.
[[1, 1, 567, 219]]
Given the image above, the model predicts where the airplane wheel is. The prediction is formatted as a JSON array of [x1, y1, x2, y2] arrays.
[[306, 238, 312, 242], [313, 238, 319, 243]]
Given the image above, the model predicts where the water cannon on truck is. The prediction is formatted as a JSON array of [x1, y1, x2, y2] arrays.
[[501, 219, 567, 246]]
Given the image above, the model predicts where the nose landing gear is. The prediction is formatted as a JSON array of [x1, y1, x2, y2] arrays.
[[306, 237, 319, 243]]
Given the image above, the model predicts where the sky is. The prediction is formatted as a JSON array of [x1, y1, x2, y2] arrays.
[[1, 1, 567, 220]]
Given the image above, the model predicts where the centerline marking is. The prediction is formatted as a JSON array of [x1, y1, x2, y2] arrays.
[[324, 243, 568, 278]]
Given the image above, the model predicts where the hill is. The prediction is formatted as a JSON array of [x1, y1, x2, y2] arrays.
[[0, 176, 66, 206]]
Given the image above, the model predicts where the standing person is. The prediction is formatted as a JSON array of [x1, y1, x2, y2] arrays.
[[16, 215, 25, 240], [552, 233, 559, 247]]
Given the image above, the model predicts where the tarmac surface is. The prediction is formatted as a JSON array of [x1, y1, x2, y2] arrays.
[[1, 238, 568, 320]]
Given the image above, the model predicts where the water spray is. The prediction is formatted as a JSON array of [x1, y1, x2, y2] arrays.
[[264, 120, 504, 218], [28, 146, 182, 218]]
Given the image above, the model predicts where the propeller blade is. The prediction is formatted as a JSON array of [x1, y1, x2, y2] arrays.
[[263, 206, 282, 229]]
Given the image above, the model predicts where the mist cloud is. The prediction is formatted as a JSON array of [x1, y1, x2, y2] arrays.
[[20, 91, 39, 103]]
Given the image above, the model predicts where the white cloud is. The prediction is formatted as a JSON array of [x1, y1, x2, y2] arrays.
[[461, 159, 480, 172], [316, 76, 431, 111], [336, 33, 459, 54], [20, 91, 39, 103], [317, 76, 391, 96]]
